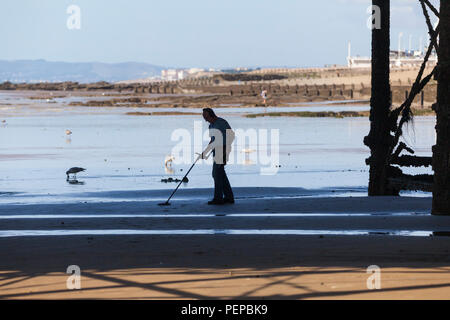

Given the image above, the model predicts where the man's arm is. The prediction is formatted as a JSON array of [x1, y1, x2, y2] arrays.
[[201, 139, 214, 159], [201, 128, 223, 159]]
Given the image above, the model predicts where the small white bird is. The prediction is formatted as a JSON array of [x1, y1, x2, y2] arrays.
[[164, 155, 175, 167], [65, 129, 72, 136]]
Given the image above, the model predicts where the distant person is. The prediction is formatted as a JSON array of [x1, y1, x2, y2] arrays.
[[261, 89, 268, 105], [201, 108, 235, 205]]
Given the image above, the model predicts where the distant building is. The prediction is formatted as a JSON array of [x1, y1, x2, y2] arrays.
[[187, 68, 205, 74], [161, 68, 210, 81], [177, 70, 187, 80], [161, 69, 188, 81], [347, 53, 437, 69], [347, 42, 437, 68]]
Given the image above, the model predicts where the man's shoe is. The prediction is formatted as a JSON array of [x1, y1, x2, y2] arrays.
[[223, 198, 235, 204], [208, 199, 224, 205]]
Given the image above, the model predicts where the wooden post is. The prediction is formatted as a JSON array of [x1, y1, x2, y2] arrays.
[[432, 1, 450, 215], [365, 0, 394, 196]]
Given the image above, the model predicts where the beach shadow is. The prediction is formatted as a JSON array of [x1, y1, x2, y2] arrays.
[[1, 231, 450, 299], [0, 194, 448, 299], [1, 265, 450, 299]]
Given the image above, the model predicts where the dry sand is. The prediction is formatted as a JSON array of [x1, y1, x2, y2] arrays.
[[1, 235, 450, 299]]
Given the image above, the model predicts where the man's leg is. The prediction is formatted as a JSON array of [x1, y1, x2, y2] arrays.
[[212, 162, 224, 200], [222, 166, 234, 201]]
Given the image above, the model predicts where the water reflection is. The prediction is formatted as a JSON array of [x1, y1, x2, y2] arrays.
[[164, 166, 174, 174], [67, 180, 85, 185], [0, 229, 438, 238]]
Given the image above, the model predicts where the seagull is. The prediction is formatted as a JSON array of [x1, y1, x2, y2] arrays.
[[65, 129, 72, 135], [66, 167, 86, 181]]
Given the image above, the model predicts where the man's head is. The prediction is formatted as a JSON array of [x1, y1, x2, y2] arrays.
[[202, 107, 217, 123]]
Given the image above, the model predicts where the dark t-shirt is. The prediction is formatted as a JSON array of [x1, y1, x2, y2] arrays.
[[209, 117, 234, 163]]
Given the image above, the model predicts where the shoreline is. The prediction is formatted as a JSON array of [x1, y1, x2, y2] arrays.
[[1, 90, 435, 119], [245, 108, 435, 118]]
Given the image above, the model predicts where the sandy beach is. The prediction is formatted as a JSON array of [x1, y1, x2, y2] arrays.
[[2, 0, 449, 304], [0, 188, 449, 299]]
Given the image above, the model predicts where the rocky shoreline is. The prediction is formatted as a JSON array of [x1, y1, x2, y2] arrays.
[[246, 108, 434, 118], [0, 67, 437, 114]]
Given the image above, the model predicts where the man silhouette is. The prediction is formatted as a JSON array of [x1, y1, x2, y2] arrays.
[[201, 108, 235, 205]]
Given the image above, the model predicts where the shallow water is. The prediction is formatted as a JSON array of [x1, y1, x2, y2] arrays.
[[0, 92, 435, 204], [0, 212, 428, 219], [0, 229, 438, 238]]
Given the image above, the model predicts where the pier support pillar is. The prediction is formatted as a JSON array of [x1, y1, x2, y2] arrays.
[[432, 1, 450, 215], [365, 0, 395, 196]]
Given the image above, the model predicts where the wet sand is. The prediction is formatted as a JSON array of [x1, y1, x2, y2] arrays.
[[1, 191, 450, 299]]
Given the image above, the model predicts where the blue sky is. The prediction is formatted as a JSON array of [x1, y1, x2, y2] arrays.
[[0, 0, 440, 68]]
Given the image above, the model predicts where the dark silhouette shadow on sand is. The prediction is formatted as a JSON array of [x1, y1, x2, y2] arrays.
[[0, 232, 450, 299]]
